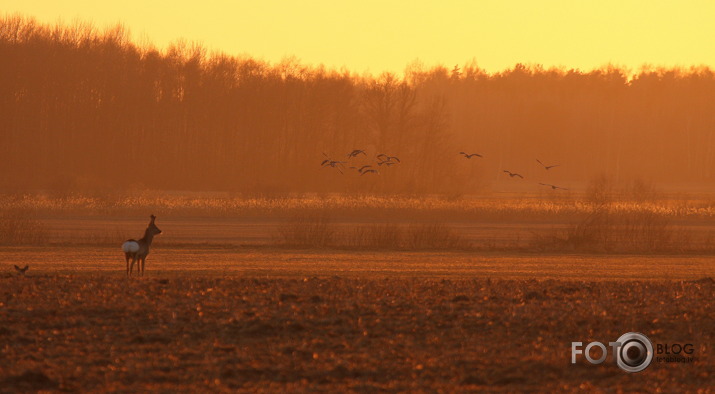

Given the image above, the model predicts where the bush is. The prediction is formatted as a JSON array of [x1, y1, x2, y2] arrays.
[[532, 205, 673, 253]]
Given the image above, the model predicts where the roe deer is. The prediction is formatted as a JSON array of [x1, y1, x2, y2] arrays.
[[122, 214, 162, 276]]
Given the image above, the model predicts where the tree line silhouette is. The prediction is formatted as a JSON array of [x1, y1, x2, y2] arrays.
[[1, 15, 714, 195]]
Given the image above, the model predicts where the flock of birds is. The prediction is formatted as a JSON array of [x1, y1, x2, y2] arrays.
[[498, 157, 568, 190], [321, 150, 401, 175], [323, 149, 568, 190], [461, 153, 569, 190]]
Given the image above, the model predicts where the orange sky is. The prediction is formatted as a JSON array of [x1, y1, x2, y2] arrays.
[[2, 0, 714, 74]]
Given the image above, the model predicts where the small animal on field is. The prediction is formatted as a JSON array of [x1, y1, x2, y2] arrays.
[[14, 265, 29, 276]]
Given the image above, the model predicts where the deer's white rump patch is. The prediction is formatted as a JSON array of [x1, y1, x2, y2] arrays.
[[122, 241, 140, 253]]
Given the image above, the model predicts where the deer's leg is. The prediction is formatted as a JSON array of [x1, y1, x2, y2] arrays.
[[125, 253, 130, 276], [129, 256, 136, 276], [140, 257, 146, 275], [136, 256, 142, 276]]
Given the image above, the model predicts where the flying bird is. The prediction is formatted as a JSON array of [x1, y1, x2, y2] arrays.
[[347, 149, 367, 158], [539, 183, 568, 190], [377, 154, 400, 163], [322, 160, 345, 167], [322, 160, 345, 174], [503, 170, 524, 179], [321, 153, 337, 167], [14, 265, 28, 275], [377, 161, 396, 166], [459, 152, 483, 159], [349, 165, 374, 173], [536, 159, 560, 170], [361, 169, 379, 175]]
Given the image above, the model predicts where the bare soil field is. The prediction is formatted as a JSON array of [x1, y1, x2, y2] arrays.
[[0, 271, 712, 392]]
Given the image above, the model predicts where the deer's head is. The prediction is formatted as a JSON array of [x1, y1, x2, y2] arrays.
[[148, 214, 162, 236]]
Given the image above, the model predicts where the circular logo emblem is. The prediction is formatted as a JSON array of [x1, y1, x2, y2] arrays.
[[615, 332, 653, 373]]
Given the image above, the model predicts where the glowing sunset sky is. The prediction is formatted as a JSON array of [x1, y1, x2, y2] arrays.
[[2, 0, 714, 74]]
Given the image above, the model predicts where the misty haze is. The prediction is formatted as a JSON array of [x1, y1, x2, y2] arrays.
[[0, 14, 712, 393]]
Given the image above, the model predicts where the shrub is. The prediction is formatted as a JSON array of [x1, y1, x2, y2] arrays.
[[533, 205, 673, 253]]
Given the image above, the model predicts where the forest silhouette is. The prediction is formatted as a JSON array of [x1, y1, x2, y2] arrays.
[[2, 15, 714, 194]]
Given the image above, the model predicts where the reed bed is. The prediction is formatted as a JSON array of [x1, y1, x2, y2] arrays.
[[3, 192, 715, 253], [2, 192, 715, 221]]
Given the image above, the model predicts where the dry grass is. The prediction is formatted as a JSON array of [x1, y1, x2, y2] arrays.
[[277, 216, 336, 248], [0, 212, 49, 245], [3, 192, 715, 222], [4, 246, 714, 280], [278, 211, 715, 254], [342, 223, 402, 249], [59, 229, 127, 246], [404, 223, 471, 250], [276, 216, 470, 250]]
